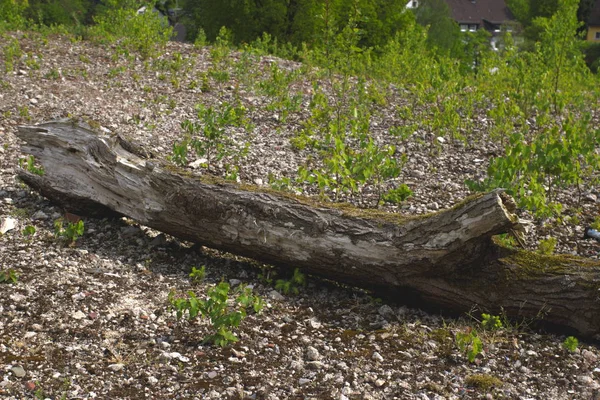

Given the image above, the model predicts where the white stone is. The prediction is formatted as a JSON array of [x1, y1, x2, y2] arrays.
[[0, 217, 16, 234], [72, 310, 86, 320], [11, 365, 26, 378], [31, 210, 48, 220], [268, 290, 285, 301], [308, 318, 322, 329], [189, 158, 208, 169], [108, 363, 124, 371], [372, 351, 384, 362], [306, 346, 320, 361], [9, 293, 26, 303]]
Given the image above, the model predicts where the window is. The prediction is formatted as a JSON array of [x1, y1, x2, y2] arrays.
[[460, 24, 468, 32], [596, 31, 600, 40], [469, 24, 478, 32]]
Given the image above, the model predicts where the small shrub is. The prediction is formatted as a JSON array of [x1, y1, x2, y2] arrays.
[[455, 327, 483, 363], [88, 1, 172, 59], [22, 225, 36, 237], [381, 184, 413, 204], [494, 233, 517, 248], [3, 37, 22, 73], [189, 265, 206, 284], [481, 313, 503, 331], [275, 268, 305, 295], [174, 102, 250, 171], [257, 265, 277, 285], [45, 68, 60, 80], [537, 237, 557, 255], [54, 219, 84, 244], [169, 282, 263, 347], [194, 28, 207, 48], [562, 336, 578, 352], [17, 105, 31, 121]]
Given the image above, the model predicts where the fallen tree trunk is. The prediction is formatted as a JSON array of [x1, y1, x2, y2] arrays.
[[16, 120, 600, 339]]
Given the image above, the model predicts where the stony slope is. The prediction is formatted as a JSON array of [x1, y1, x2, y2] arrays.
[[1, 32, 599, 399]]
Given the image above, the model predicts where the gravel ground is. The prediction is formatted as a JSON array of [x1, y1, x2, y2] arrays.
[[1, 32, 600, 399]]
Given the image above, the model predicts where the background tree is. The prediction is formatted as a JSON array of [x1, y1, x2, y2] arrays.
[[507, 0, 593, 44], [412, 0, 460, 55], [0, 0, 30, 28], [25, 0, 93, 26]]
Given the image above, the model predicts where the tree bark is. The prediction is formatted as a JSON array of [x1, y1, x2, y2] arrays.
[[16, 120, 600, 339]]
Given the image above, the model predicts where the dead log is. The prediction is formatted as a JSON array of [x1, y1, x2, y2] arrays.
[[15, 120, 600, 339]]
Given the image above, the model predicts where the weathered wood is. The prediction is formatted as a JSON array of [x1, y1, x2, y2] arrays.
[[16, 120, 600, 339]]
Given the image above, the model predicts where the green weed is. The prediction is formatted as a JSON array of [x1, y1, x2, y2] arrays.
[[275, 268, 305, 295], [54, 219, 84, 245], [0, 268, 18, 284], [169, 282, 263, 347], [562, 336, 578, 352], [19, 155, 44, 175], [455, 327, 483, 363], [189, 265, 206, 284]]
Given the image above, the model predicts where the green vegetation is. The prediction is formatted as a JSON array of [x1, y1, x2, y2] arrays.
[[0, 268, 18, 284], [465, 374, 503, 390], [22, 225, 36, 237], [0, 0, 596, 221], [18, 155, 44, 175], [481, 313, 503, 331], [455, 327, 483, 363], [172, 101, 250, 173], [537, 237, 557, 255], [591, 216, 600, 231], [275, 267, 306, 295], [54, 219, 85, 245], [189, 265, 206, 284], [169, 282, 264, 347], [562, 336, 579, 352]]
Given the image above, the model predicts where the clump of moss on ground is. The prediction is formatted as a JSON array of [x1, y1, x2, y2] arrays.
[[465, 373, 503, 390]]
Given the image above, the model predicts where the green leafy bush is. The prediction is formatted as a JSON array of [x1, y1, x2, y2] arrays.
[[0, 0, 29, 30], [455, 328, 483, 363], [173, 102, 251, 173], [189, 265, 206, 284], [481, 313, 503, 331], [275, 268, 305, 295], [88, 0, 172, 59], [22, 225, 36, 237], [54, 219, 84, 244], [562, 336, 578, 352], [169, 282, 263, 347], [537, 237, 557, 255], [381, 184, 413, 204], [3, 36, 22, 73]]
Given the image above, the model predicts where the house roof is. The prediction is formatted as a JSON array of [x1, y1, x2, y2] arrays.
[[589, 0, 600, 26], [445, 0, 514, 25]]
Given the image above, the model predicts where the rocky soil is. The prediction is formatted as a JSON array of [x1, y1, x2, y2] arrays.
[[1, 32, 600, 399]]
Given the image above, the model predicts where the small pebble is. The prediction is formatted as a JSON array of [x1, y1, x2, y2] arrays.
[[11, 365, 26, 378], [372, 352, 384, 362]]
